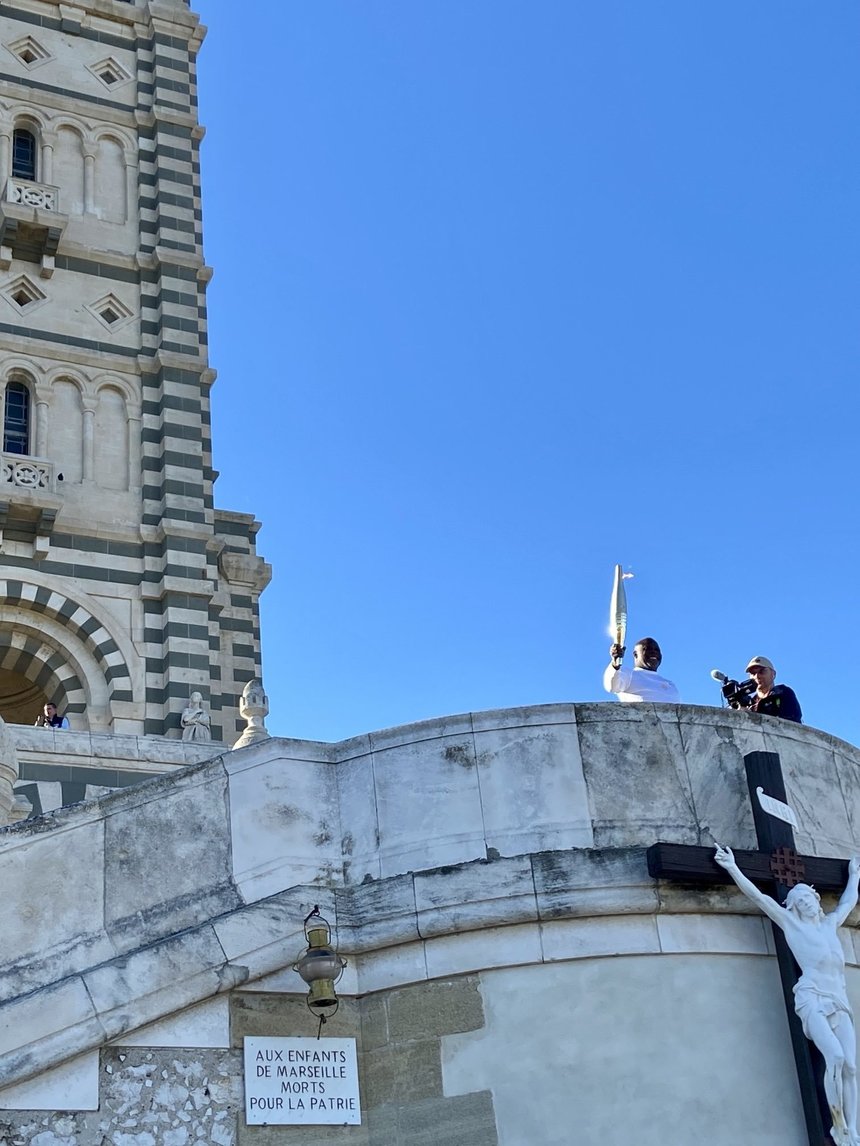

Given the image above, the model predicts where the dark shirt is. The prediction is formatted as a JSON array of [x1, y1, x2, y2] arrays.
[[35, 713, 68, 728], [750, 684, 802, 724]]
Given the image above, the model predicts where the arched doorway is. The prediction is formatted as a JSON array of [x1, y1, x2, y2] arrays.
[[0, 665, 45, 725]]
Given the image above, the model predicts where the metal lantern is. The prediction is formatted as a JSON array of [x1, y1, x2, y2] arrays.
[[292, 906, 347, 1016]]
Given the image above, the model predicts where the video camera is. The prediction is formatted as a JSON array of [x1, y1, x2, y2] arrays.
[[710, 670, 757, 710]]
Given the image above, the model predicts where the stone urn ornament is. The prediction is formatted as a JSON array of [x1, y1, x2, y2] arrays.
[[233, 678, 270, 750]]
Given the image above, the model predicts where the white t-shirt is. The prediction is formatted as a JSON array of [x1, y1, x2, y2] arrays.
[[603, 664, 680, 704]]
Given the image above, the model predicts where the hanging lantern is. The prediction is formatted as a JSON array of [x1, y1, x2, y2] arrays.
[[293, 906, 347, 1017]]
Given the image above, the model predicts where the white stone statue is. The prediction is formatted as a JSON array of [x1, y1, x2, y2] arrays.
[[181, 691, 211, 742], [233, 678, 270, 750], [715, 844, 860, 1146]]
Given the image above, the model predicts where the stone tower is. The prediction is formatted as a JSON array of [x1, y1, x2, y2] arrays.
[[0, 0, 269, 743]]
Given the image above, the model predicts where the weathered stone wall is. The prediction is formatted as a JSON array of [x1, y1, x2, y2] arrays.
[[0, 1048, 242, 1145], [0, 705, 857, 1144], [0, 981, 496, 1146], [10, 726, 223, 817]]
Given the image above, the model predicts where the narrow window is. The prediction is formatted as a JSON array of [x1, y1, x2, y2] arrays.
[[4, 382, 31, 454], [12, 129, 36, 181]]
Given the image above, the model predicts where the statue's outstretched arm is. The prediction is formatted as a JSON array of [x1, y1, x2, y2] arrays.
[[714, 845, 787, 929], [833, 856, 860, 927]]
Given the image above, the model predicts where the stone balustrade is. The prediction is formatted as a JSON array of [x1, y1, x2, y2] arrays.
[[0, 452, 55, 491], [4, 176, 59, 212]]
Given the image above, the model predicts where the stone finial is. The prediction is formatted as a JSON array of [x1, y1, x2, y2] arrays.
[[181, 691, 212, 742], [233, 679, 270, 750], [0, 715, 21, 825]]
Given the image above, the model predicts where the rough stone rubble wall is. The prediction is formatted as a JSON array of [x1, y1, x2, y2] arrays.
[[0, 981, 497, 1146]]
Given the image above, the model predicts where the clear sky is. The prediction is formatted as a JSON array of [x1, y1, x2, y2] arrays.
[[195, 2, 860, 747]]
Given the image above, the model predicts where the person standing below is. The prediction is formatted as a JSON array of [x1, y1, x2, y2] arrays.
[[603, 637, 680, 703], [34, 701, 70, 729], [744, 655, 802, 723]]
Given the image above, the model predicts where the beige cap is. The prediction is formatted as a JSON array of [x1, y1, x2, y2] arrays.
[[746, 656, 775, 673]]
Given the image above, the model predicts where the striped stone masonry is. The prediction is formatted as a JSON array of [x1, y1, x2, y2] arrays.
[[0, 0, 269, 742]]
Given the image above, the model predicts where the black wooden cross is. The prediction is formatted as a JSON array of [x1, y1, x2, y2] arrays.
[[647, 751, 853, 1146]]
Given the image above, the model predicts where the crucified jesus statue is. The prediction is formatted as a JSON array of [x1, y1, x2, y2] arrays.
[[715, 845, 860, 1146]]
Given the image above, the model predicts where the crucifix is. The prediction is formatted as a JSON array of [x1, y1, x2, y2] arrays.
[[647, 751, 860, 1146]]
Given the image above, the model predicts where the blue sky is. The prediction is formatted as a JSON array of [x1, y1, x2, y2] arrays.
[[196, 2, 860, 746]]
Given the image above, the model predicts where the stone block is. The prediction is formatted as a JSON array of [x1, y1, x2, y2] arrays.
[[328, 732, 373, 764], [424, 923, 542, 980], [337, 874, 419, 954], [372, 728, 485, 878], [656, 911, 770, 955], [213, 887, 336, 980], [395, 1091, 498, 1145], [112, 995, 230, 1049], [0, 818, 110, 999], [225, 741, 342, 902], [676, 713, 764, 849], [386, 977, 484, 1043], [360, 1040, 441, 1107], [90, 733, 140, 760], [768, 729, 854, 856], [474, 719, 593, 857], [655, 880, 764, 917], [413, 856, 537, 938], [368, 712, 473, 752], [575, 703, 698, 846], [0, 1051, 97, 1112], [83, 925, 232, 1040], [364, 1101, 398, 1143], [0, 976, 102, 1087], [337, 751, 380, 885], [532, 846, 656, 921], [359, 992, 388, 1051], [103, 764, 239, 952], [238, 1123, 369, 1146], [539, 914, 661, 961], [230, 992, 360, 1045], [356, 940, 428, 996], [470, 702, 573, 731]]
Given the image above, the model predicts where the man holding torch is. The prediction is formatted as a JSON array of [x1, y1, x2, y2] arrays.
[[603, 565, 680, 704]]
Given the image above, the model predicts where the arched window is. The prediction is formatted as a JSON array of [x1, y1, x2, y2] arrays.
[[12, 129, 36, 181], [4, 382, 31, 454]]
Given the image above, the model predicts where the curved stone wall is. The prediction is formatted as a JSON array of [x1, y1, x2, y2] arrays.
[[0, 701, 857, 1145]]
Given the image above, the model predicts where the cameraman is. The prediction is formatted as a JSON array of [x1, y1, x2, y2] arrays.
[[742, 656, 802, 723]]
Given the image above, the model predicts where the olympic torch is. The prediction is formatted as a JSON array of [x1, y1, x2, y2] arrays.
[[609, 564, 633, 669]]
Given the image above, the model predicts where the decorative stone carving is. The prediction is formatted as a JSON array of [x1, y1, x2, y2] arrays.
[[715, 845, 860, 1146], [6, 177, 58, 211], [233, 679, 270, 750], [1, 452, 54, 490], [218, 550, 272, 593], [181, 691, 212, 742]]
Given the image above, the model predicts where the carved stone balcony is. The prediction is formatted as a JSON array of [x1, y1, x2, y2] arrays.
[[0, 179, 68, 277], [0, 452, 62, 554], [1, 452, 56, 493]]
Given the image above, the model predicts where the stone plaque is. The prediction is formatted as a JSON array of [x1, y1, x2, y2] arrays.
[[243, 1036, 361, 1125]]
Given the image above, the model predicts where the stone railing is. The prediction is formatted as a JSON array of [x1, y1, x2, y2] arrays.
[[0, 452, 55, 491], [4, 177, 60, 212]]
